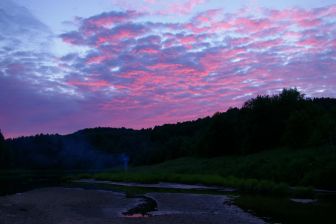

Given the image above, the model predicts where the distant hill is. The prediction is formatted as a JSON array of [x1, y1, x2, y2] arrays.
[[2, 88, 336, 169]]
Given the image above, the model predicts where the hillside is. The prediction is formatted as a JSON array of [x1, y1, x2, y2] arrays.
[[1, 88, 336, 170]]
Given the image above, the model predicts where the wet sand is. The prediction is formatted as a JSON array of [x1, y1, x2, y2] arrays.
[[0, 187, 265, 224]]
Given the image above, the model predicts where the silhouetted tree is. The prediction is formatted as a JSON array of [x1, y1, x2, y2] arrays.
[[0, 129, 6, 168], [279, 88, 304, 103]]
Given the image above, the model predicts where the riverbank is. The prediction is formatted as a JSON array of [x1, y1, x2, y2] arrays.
[[74, 148, 336, 197]]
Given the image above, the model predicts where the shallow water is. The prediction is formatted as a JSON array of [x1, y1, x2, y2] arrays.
[[71, 180, 336, 224], [0, 187, 265, 224], [75, 178, 229, 190]]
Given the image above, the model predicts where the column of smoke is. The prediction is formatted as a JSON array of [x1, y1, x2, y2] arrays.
[[120, 154, 129, 172]]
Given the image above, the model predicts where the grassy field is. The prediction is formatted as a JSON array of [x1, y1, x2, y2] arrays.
[[133, 147, 336, 188], [74, 147, 336, 196], [2, 147, 335, 196], [84, 172, 315, 197]]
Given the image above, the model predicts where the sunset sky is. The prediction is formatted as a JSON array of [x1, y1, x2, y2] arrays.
[[1, 0, 336, 138]]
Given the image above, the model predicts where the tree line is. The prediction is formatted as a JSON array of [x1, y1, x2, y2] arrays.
[[1, 88, 336, 169]]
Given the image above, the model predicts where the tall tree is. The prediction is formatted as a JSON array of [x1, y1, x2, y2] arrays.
[[0, 129, 6, 168]]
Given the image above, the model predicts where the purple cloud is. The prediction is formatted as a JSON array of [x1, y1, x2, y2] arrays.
[[1, 1, 336, 138]]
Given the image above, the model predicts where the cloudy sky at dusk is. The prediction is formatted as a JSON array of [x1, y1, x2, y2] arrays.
[[1, 0, 336, 138]]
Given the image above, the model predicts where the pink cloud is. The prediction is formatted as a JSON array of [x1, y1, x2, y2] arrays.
[[248, 38, 283, 49], [297, 38, 322, 47], [192, 9, 222, 25], [297, 18, 322, 28], [233, 17, 272, 33], [84, 11, 140, 27], [67, 80, 111, 90], [158, 0, 205, 15], [184, 22, 210, 33], [133, 47, 160, 54], [86, 55, 107, 64], [65, 23, 148, 47], [208, 21, 233, 32], [178, 35, 197, 46]]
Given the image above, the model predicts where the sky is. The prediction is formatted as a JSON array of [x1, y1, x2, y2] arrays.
[[0, 0, 336, 138]]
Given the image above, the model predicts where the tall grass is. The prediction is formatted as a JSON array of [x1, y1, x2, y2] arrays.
[[78, 172, 314, 196], [72, 147, 336, 196]]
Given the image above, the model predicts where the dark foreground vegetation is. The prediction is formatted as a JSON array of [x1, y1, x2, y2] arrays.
[[79, 147, 336, 196], [1, 88, 336, 194]]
